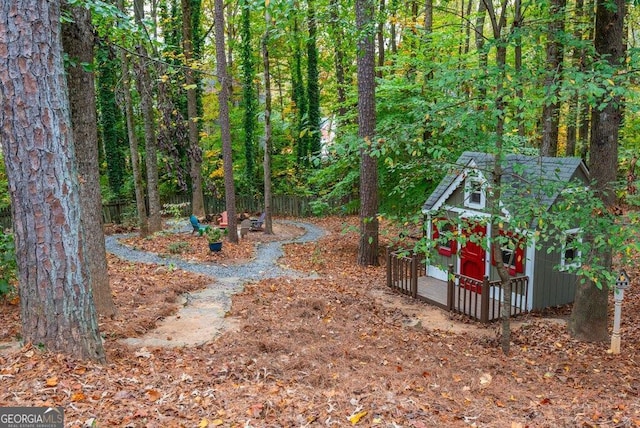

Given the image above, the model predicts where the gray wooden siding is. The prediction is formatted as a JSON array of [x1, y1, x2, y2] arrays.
[[532, 242, 578, 309]]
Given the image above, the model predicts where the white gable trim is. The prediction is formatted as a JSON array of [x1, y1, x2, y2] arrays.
[[423, 160, 488, 214]]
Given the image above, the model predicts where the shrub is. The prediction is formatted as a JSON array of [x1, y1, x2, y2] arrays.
[[0, 229, 17, 299]]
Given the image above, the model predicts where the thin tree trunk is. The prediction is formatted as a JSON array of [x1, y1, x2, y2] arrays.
[[134, 0, 162, 233], [376, 0, 385, 78], [513, 0, 525, 137], [262, 1, 273, 235], [540, 0, 566, 157], [182, 0, 205, 217], [485, 0, 512, 355], [117, 0, 148, 236], [475, 0, 488, 99], [462, 0, 472, 55], [565, 0, 585, 156], [329, 0, 348, 118], [390, 0, 397, 55], [240, 0, 256, 189], [579, 0, 596, 160], [62, 3, 116, 318], [356, 0, 379, 266], [570, 0, 625, 342], [0, 0, 105, 362], [307, 0, 321, 158], [215, 0, 238, 242]]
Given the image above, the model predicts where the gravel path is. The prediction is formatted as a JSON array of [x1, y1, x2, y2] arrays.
[[106, 220, 326, 347]]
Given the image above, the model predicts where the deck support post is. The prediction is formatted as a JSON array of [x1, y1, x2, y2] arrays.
[[410, 254, 418, 298], [480, 276, 490, 323], [386, 247, 392, 288], [447, 264, 454, 311]]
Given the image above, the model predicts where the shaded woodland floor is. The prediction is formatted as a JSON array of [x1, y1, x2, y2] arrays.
[[0, 216, 639, 427]]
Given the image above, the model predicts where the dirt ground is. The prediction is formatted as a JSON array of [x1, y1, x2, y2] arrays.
[[0, 216, 639, 427]]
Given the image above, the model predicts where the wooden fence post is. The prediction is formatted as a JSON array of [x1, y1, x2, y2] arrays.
[[447, 264, 454, 311], [480, 276, 490, 323]]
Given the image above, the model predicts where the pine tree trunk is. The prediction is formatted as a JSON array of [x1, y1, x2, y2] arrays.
[[182, 0, 205, 217], [215, 0, 238, 242], [356, 0, 379, 267], [570, 0, 625, 342], [62, 3, 116, 318], [0, 0, 105, 362]]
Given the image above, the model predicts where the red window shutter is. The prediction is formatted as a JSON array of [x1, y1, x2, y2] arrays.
[[433, 218, 456, 257]]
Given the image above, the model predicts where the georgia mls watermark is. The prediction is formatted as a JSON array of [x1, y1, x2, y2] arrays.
[[0, 407, 63, 428]]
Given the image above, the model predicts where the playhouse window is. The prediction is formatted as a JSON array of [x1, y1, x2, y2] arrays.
[[561, 229, 582, 269], [492, 232, 524, 275], [432, 218, 457, 257], [465, 177, 485, 209], [501, 241, 515, 266]]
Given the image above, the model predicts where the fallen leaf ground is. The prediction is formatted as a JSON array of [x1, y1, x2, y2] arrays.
[[0, 216, 639, 427]]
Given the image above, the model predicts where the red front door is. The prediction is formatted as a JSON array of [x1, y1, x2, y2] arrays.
[[460, 222, 486, 292]]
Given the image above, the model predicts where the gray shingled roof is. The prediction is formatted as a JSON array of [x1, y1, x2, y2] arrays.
[[422, 151, 589, 214]]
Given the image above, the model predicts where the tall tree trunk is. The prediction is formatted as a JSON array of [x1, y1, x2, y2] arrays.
[[134, 0, 162, 233], [475, 0, 488, 99], [462, 0, 472, 55], [0, 0, 106, 362], [513, 0, 525, 137], [406, 0, 419, 80], [389, 0, 398, 55], [307, 0, 321, 158], [376, 0, 385, 79], [292, 15, 308, 166], [240, 0, 257, 190], [117, 0, 148, 236], [97, 45, 127, 199], [566, 0, 585, 156], [215, 0, 238, 242], [570, 0, 626, 342], [62, 3, 116, 319], [356, 0, 379, 267], [182, 0, 205, 217], [540, 0, 566, 157], [329, 0, 348, 118], [262, 1, 273, 235], [485, 0, 512, 355], [424, 0, 432, 34], [579, 0, 596, 160]]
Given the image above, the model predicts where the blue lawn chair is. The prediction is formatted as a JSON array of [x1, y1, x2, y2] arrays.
[[190, 215, 208, 235]]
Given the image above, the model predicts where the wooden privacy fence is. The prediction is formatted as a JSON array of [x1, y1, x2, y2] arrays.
[[161, 194, 317, 218], [387, 250, 529, 323], [0, 194, 350, 229]]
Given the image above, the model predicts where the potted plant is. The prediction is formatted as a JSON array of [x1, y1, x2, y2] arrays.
[[205, 226, 226, 252]]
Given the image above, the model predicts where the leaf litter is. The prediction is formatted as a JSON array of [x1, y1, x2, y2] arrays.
[[0, 216, 639, 427]]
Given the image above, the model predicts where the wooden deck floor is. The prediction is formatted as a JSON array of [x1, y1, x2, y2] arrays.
[[416, 276, 448, 307]]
